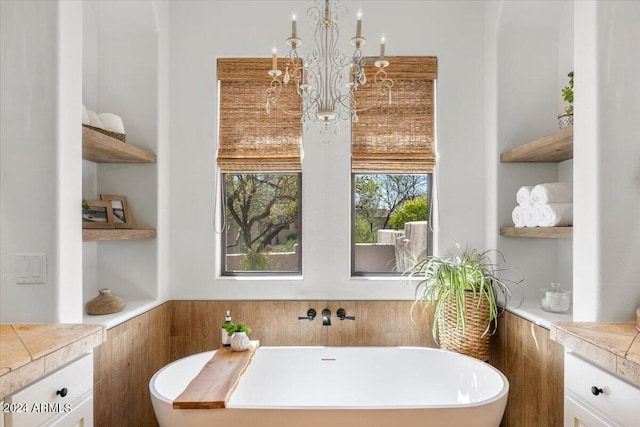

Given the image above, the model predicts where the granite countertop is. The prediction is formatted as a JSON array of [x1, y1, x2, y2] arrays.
[[550, 322, 639, 387], [0, 323, 106, 399]]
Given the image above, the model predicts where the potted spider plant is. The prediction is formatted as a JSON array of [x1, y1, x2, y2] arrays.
[[409, 244, 520, 361]]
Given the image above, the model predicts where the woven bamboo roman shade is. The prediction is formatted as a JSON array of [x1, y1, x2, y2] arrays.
[[352, 56, 437, 174], [217, 58, 301, 173]]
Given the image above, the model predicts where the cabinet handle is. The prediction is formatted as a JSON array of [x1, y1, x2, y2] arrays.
[[591, 386, 603, 396], [56, 387, 68, 398]]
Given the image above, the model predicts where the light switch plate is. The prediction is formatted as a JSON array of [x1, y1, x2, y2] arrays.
[[15, 253, 47, 284]]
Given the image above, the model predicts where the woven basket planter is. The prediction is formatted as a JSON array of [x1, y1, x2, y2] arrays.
[[437, 292, 491, 361]]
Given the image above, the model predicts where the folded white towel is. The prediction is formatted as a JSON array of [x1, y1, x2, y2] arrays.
[[531, 182, 573, 205], [87, 110, 105, 129], [82, 105, 90, 125], [516, 186, 534, 206], [98, 113, 125, 134], [535, 203, 573, 227]]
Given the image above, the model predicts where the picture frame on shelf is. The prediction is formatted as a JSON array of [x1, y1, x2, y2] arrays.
[[82, 200, 115, 229], [100, 194, 132, 229]]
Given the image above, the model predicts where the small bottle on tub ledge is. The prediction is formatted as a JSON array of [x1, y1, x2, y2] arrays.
[[221, 310, 232, 347]]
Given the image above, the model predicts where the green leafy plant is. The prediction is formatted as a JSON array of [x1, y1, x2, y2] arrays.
[[223, 321, 252, 336], [562, 71, 574, 115], [389, 197, 428, 229], [82, 199, 90, 211], [408, 244, 522, 341]]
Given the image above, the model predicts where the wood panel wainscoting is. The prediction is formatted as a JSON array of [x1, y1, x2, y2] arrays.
[[489, 310, 565, 427], [92, 300, 435, 426], [93, 302, 171, 427], [170, 300, 437, 361]]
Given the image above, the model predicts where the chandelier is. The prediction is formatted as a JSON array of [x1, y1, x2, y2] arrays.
[[266, 0, 393, 132]]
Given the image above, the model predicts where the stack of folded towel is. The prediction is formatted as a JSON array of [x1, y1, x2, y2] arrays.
[[512, 182, 573, 227], [82, 104, 126, 135]]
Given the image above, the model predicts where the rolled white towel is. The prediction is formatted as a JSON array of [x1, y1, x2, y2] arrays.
[[82, 104, 90, 125], [511, 205, 538, 227], [535, 203, 573, 227], [87, 110, 105, 129], [524, 206, 538, 227], [531, 182, 573, 205], [98, 113, 125, 134], [512, 205, 527, 227], [516, 186, 534, 206]]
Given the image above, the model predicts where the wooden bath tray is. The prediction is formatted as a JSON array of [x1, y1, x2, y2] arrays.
[[173, 341, 260, 409]]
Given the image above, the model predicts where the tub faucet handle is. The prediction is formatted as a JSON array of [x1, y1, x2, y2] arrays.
[[298, 308, 317, 321], [337, 308, 355, 321]]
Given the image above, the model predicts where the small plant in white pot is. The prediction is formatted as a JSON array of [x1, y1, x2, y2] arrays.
[[558, 70, 574, 129], [224, 322, 253, 351], [408, 244, 521, 361]]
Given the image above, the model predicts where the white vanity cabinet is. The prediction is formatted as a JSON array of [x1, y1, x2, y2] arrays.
[[3, 354, 93, 427], [564, 352, 640, 427]]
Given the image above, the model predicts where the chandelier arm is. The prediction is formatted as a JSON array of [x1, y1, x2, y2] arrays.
[[350, 67, 395, 113]]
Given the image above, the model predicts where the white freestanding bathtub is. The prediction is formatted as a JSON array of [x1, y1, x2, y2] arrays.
[[150, 346, 508, 427]]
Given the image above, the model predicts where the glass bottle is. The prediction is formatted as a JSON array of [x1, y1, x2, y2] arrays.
[[221, 310, 232, 347]]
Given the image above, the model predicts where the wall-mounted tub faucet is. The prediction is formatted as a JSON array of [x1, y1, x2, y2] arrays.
[[322, 309, 331, 326], [298, 309, 316, 321]]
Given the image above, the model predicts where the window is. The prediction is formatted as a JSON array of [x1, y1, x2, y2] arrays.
[[353, 173, 431, 274], [223, 173, 301, 273], [351, 56, 437, 275], [217, 58, 302, 275]]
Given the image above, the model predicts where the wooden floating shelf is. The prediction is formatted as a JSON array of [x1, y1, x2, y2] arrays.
[[82, 126, 156, 163], [83, 229, 157, 242], [501, 127, 573, 163], [500, 226, 572, 239]]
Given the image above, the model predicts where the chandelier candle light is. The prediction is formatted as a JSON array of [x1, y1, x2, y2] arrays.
[[266, 0, 394, 132]]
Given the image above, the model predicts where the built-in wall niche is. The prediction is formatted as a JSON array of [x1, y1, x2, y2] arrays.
[[82, 1, 161, 328], [494, 0, 574, 328]]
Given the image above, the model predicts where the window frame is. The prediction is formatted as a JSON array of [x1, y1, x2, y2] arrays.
[[220, 172, 303, 277]]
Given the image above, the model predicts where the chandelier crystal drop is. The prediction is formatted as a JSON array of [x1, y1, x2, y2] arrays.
[[266, 0, 393, 133]]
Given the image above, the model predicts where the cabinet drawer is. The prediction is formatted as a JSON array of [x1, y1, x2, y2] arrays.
[[44, 392, 93, 427], [565, 391, 622, 427], [4, 354, 93, 427], [565, 352, 640, 427]]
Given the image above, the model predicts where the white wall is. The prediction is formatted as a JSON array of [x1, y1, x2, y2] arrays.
[[168, 1, 487, 300], [1, 0, 83, 323], [573, 0, 640, 321]]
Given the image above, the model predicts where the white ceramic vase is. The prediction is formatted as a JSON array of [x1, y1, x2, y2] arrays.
[[230, 331, 251, 351]]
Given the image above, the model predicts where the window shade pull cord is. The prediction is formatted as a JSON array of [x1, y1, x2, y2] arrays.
[[213, 166, 226, 235]]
